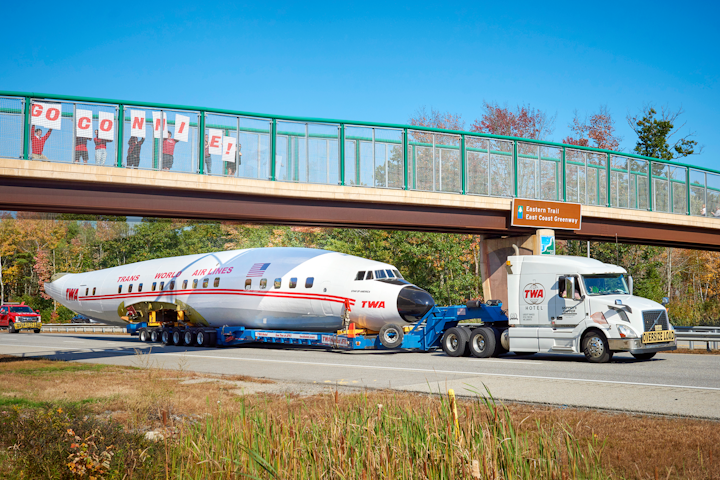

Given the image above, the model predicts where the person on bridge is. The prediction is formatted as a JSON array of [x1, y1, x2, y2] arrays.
[[713, 207, 720, 218], [74, 136, 89, 164], [162, 131, 179, 171], [226, 143, 241, 176], [702, 204, 707, 216], [93, 129, 112, 166], [126, 136, 144, 168], [31, 127, 52, 160], [204, 134, 212, 174]]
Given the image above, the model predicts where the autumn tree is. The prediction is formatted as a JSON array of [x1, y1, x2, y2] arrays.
[[470, 101, 556, 140], [627, 105, 701, 160], [562, 106, 621, 151]]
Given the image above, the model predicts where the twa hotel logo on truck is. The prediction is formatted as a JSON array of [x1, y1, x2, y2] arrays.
[[523, 283, 545, 305]]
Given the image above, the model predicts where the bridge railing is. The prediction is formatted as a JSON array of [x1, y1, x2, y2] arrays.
[[1, 91, 718, 217]]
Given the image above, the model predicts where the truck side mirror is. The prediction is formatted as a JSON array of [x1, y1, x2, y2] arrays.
[[661, 297, 669, 306], [565, 277, 575, 300], [628, 276, 633, 295]]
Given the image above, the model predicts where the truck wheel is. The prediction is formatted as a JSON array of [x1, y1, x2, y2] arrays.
[[8, 322, 17, 333], [33, 329, 41, 334], [631, 352, 656, 361], [171, 328, 182, 346], [150, 329, 160, 343], [139, 328, 149, 342], [468, 327, 496, 358], [582, 330, 613, 363], [379, 323, 404, 349], [441, 327, 468, 357], [161, 329, 171, 345], [196, 330, 208, 347], [183, 329, 196, 346], [492, 328, 508, 355]]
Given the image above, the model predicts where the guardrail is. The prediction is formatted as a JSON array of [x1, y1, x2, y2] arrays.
[[674, 326, 720, 351], [2, 90, 719, 217], [41, 324, 126, 334]]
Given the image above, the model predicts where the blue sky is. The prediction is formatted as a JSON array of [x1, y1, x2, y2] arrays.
[[1, 1, 718, 169]]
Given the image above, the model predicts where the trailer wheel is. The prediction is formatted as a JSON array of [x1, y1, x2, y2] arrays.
[[161, 329, 171, 345], [441, 327, 468, 357], [196, 330, 208, 347], [468, 327, 497, 358], [379, 323, 404, 349], [171, 328, 182, 346], [139, 328, 149, 342], [150, 329, 160, 343], [183, 329, 196, 346], [582, 330, 613, 363], [8, 321, 17, 334], [631, 352, 656, 361]]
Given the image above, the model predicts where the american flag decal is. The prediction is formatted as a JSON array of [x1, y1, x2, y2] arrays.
[[247, 263, 270, 277]]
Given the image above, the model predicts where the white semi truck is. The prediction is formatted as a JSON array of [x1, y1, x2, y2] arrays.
[[450, 254, 676, 363]]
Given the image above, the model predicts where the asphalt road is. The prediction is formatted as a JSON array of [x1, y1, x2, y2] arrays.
[[1, 331, 719, 419]]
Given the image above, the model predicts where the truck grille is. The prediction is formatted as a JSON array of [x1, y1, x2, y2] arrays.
[[642, 310, 669, 332]]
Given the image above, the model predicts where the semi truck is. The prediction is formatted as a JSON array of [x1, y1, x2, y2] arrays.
[[127, 254, 676, 363]]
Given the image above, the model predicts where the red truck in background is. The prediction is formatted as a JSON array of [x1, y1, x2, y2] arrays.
[[0, 303, 42, 333]]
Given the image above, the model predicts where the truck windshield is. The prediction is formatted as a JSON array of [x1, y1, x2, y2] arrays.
[[9, 306, 34, 313], [582, 274, 629, 296]]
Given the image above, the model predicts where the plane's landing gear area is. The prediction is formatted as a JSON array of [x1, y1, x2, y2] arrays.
[[137, 327, 217, 348]]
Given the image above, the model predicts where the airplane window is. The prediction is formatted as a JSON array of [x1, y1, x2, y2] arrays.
[[305, 277, 314, 288], [138, 284, 143, 292], [84, 288, 89, 296], [203, 278, 209, 288], [128, 284, 133, 293], [365, 271, 373, 280], [355, 271, 365, 281], [92, 287, 96, 295], [245, 279, 252, 289], [375, 270, 387, 279], [386, 269, 394, 278], [214, 278, 220, 287], [393, 269, 403, 279], [260, 278, 267, 289], [192, 279, 198, 289], [160, 282, 165, 290], [170, 281, 176, 290], [152, 282, 157, 292], [274, 278, 281, 289], [118, 285, 122, 294], [182, 280, 188, 289], [289, 277, 297, 288]]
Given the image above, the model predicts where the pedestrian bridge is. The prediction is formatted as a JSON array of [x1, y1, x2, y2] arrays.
[[1, 91, 719, 250]]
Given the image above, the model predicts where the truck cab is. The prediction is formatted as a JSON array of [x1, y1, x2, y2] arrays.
[[0, 303, 42, 333], [505, 255, 676, 362]]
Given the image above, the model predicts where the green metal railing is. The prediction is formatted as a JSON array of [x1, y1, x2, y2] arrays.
[[0, 90, 718, 217]]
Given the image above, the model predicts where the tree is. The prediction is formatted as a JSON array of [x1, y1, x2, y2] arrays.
[[408, 106, 465, 131], [470, 101, 556, 140], [627, 105, 701, 160], [562, 106, 621, 151]]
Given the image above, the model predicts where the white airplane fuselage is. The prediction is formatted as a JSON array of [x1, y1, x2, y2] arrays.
[[44, 247, 435, 332]]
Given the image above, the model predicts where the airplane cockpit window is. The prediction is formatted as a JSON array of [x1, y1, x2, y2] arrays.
[[393, 269, 403, 279], [260, 278, 267, 289], [182, 280, 188, 290], [138, 284, 143, 292], [289, 277, 297, 288], [365, 271, 373, 280], [192, 279, 198, 289], [169, 281, 175, 290], [385, 269, 394, 278], [92, 287, 96, 295], [202, 278, 209, 288], [244, 279, 251, 289], [305, 277, 314, 288], [355, 271, 365, 281], [160, 282, 165, 290], [214, 278, 220, 287], [128, 284, 133, 293], [118, 285, 122, 294], [152, 282, 157, 292], [274, 278, 281, 289], [375, 270, 387, 279]]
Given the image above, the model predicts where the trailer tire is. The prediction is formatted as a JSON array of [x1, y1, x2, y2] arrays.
[[468, 327, 496, 358], [139, 328, 149, 342], [183, 329, 196, 346], [631, 352, 656, 361], [161, 328, 171, 346], [582, 330, 613, 363], [150, 329, 160, 343], [441, 327, 469, 357], [171, 328, 182, 346], [379, 323, 404, 349], [196, 330, 208, 347]]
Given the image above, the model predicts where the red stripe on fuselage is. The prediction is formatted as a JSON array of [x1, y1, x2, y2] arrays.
[[77, 289, 356, 305]]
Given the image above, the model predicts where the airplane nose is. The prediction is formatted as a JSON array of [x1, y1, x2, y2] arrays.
[[396, 286, 435, 322]]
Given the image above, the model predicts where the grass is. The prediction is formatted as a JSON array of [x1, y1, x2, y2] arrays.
[[0, 354, 719, 479]]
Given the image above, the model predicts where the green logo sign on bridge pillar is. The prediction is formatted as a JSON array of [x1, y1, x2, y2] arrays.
[[536, 228, 555, 255]]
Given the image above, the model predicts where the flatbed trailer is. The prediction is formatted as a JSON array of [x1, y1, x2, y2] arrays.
[[126, 303, 509, 354]]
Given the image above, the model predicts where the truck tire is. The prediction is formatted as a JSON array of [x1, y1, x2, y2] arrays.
[[468, 327, 496, 358], [379, 323, 404, 349], [493, 328, 508, 355], [171, 328, 182, 346], [441, 327, 469, 357], [631, 352, 656, 361], [161, 328, 171, 346], [150, 329, 160, 343], [196, 330, 209, 347], [33, 329, 41, 334], [183, 329, 196, 346], [582, 330, 613, 363], [8, 322, 17, 333], [139, 328, 149, 342]]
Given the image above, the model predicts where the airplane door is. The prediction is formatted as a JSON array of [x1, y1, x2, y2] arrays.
[[78, 285, 87, 308], [551, 276, 586, 327], [319, 281, 334, 316]]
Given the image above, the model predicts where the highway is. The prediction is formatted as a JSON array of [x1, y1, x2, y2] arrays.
[[1, 331, 719, 419]]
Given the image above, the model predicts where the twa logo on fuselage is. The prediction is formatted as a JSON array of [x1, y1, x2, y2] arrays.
[[523, 283, 545, 305], [65, 288, 79, 301], [361, 301, 386, 308]]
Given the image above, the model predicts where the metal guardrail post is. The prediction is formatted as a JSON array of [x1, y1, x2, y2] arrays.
[[460, 134, 466, 195], [606, 153, 611, 207], [23, 97, 31, 160], [116, 104, 124, 168], [562, 146, 567, 202], [197, 111, 205, 174], [648, 161, 654, 211], [686, 167, 691, 215], [270, 119, 277, 181], [403, 128, 409, 190], [513, 141, 518, 197], [339, 124, 345, 186]]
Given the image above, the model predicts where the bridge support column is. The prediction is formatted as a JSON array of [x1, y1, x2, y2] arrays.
[[479, 229, 555, 308]]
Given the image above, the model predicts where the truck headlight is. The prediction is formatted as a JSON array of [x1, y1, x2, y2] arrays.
[[616, 324, 638, 339]]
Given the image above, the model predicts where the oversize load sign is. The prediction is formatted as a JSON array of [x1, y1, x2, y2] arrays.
[[511, 199, 582, 230]]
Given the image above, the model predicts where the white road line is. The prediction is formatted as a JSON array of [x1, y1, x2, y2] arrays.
[[469, 358, 547, 365], [156, 352, 720, 392]]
